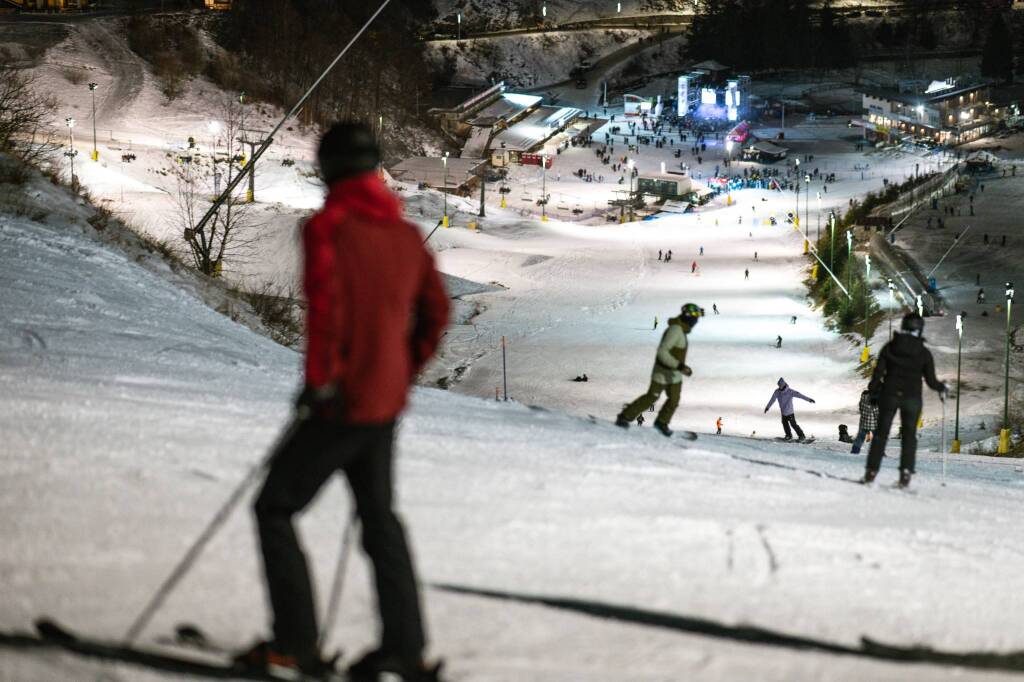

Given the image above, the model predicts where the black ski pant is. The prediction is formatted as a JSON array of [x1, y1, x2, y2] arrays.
[[781, 413, 804, 440], [254, 418, 425, 667], [866, 395, 921, 474]]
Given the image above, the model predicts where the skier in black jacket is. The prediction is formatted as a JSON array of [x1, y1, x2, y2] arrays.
[[863, 312, 948, 487]]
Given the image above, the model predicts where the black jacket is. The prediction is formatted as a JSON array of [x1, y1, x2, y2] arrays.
[[868, 332, 944, 400]]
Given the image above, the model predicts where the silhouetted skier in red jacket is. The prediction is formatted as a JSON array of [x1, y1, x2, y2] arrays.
[[238, 123, 449, 681]]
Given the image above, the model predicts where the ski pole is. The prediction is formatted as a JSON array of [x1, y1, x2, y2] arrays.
[[318, 511, 359, 650], [122, 416, 303, 646]]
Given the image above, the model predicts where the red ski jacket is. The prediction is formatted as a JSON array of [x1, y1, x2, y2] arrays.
[[303, 172, 449, 424]]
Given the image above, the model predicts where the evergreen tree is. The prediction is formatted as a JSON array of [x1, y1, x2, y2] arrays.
[[981, 13, 1014, 82]]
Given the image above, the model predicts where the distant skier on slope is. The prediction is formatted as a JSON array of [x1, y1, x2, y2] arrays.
[[237, 123, 449, 682], [862, 312, 948, 488], [616, 303, 703, 437], [764, 378, 815, 442]]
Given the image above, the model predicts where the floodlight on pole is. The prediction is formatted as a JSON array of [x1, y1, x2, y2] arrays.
[[541, 153, 548, 222], [953, 312, 964, 453], [457, 12, 461, 40], [617, 1, 621, 11], [542, 3, 546, 18], [999, 282, 1015, 454], [65, 117, 76, 184], [845, 229, 853, 304], [88, 82, 98, 161], [442, 152, 449, 228], [627, 158, 635, 222], [861, 254, 871, 362]]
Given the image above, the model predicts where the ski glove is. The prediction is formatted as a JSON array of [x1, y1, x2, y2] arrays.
[[809, 399, 816, 404], [296, 384, 345, 421], [681, 365, 693, 377]]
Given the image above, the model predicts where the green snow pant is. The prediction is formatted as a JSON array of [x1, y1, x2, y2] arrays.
[[620, 380, 681, 426]]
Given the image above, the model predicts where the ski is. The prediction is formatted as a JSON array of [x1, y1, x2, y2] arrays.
[[34, 618, 348, 681]]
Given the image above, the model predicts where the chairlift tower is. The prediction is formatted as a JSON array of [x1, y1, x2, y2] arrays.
[[239, 127, 270, 203]]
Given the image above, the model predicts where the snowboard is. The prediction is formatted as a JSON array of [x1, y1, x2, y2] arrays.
[[774, 437, 816, 445], [33, 618, 348, 681]]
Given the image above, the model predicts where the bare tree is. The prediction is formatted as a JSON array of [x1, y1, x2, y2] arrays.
[[0, 63, 60, 167], [171, 93, 261, 277]]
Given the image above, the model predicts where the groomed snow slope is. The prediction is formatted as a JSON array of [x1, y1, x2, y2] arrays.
[[4, 171, 1024, 682]]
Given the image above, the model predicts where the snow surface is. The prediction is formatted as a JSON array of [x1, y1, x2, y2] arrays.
[[5, 155, 1024, 682]]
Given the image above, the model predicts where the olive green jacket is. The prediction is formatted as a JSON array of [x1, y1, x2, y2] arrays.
[[651, 316, 690, 385]]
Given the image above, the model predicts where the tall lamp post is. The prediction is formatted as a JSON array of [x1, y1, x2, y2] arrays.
[[442, 152, 449, 228], [846, 229, 853, 304], [999, 282, 1015, 454], [829, 210, 836, 293], [861, 254, 872, 362], [541, 153, 549, 222], [65, 117, 76, 186], [816, 191, 821, 242], [804, 174, 810, 238], [794, 159, 800, 225], [457, 11, 461, 40], [627, 158, 635, 222], [953, 312, 964, 453], [88, 82, 98, 161], [887, 278, 895, 340]]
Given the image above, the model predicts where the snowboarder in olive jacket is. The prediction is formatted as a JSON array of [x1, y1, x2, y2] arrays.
[[617, 303, 702, 436], [764, 378, 815, 441], [863, 312, 947, 487]]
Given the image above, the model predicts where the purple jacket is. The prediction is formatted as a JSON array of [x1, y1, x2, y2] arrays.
[[765, 385, 814, 416]]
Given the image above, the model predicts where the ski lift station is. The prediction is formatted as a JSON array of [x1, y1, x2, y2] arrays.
[[424, 81, 581, 166]]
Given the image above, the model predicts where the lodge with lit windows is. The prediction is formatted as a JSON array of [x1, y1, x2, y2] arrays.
[[856, 78, 1008, 146]]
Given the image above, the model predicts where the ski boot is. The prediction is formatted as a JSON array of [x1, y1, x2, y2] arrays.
[[614, 414, 630, 429], [654, 422, 673, 437], [347, 649, 444, 682], [897, 468, 912, 489], [860, 469, 877, 485], [780, 435, 793, 442]]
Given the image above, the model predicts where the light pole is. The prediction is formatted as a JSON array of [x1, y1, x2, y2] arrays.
[[804, 174, 810, 242], [794, 159, 800, 225], [442, 152, 449, 227], [627, 158, 635, 222], [541, 153, 549, 222], [208, 120, 221, 198], [953, 312, 964, 453], [65, 117, 76, 186], [617, 1, 621, 12], [846, 228, 853, 304], [829, 210, 836, 293], [88, 82, 98, 162], [999, 282, 1015, 454], [816, 191, 821, 242], [861, 253, 871, 362], [887, 278, 895, 340], [457, 11, 461, 40]]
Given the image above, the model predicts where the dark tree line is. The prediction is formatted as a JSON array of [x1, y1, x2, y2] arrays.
[[686, 0, 855, 71], [688, 0, 1017, 75], [215, 0, 437, 129]]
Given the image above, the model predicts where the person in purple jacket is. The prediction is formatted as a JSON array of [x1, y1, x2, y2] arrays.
[[764, 377, 815, 442]]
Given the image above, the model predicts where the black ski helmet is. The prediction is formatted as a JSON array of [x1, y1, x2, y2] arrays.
[[901, 312, 925, 335], [681, 303, 703, 327], [317, 122, 380, 185]]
